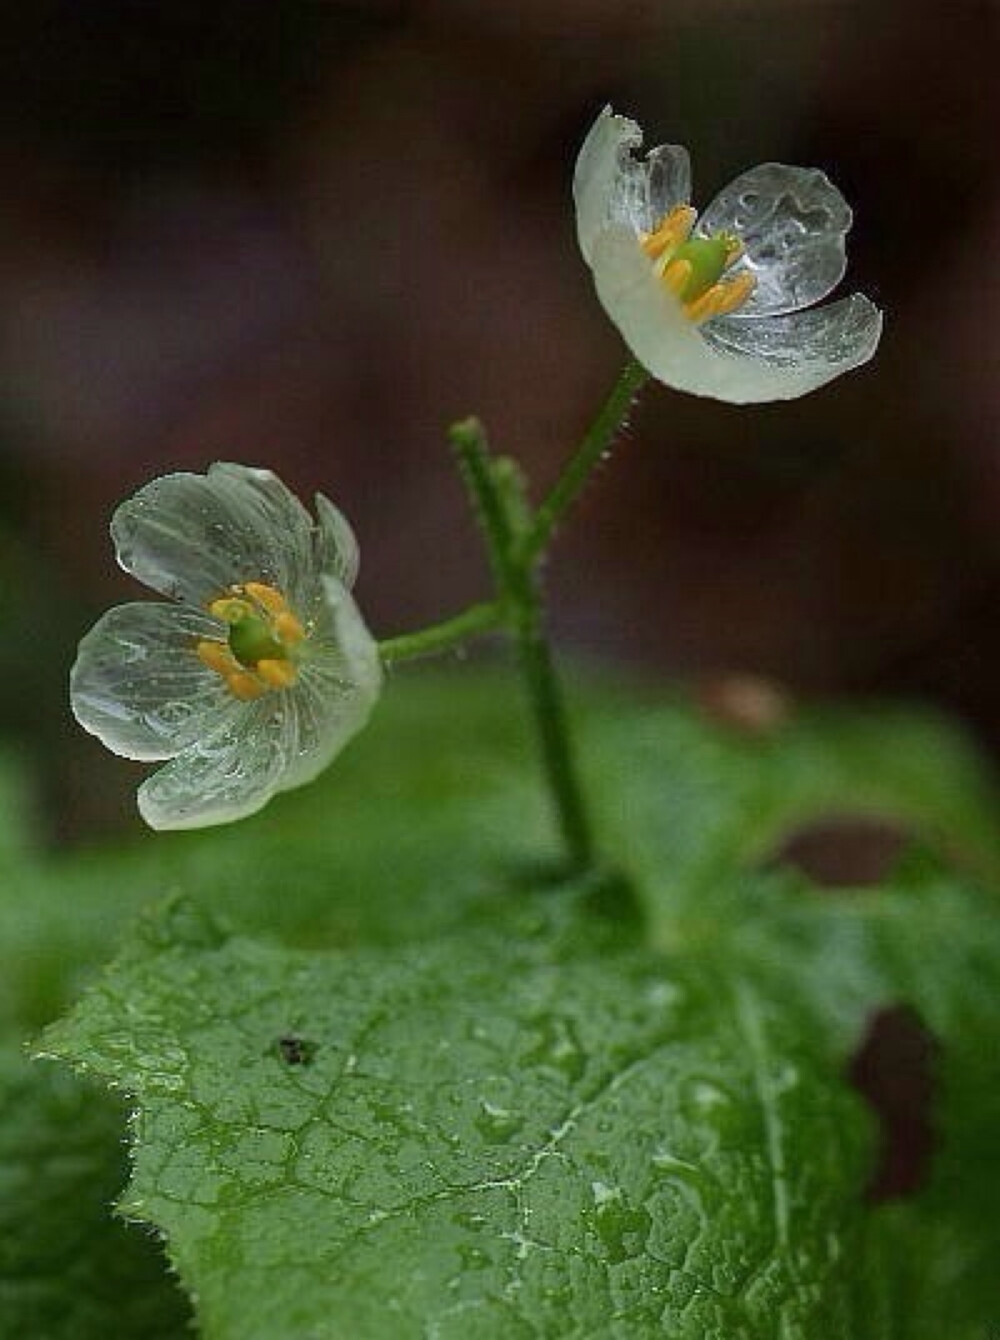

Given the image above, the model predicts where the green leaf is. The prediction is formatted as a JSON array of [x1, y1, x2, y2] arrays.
[[42, 901, 879, 1339], [0, 1052, 190, 1339], [17, 675, 1000, 1335]]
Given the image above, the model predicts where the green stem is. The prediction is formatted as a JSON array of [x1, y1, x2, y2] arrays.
[[511, 573, 594, 873], [448, 418, 519, 590], [522, 359, 649, 563], [449, 415, 595, 873], [378, 601, 506, 664]]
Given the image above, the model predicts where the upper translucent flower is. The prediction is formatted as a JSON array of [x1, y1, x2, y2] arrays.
[[574, 107, 883, 403], [71, 463, 382, 830]]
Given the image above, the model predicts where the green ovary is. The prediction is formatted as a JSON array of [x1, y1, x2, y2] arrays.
[[670, 236, 732, 303], [227, 615, 287, 668]]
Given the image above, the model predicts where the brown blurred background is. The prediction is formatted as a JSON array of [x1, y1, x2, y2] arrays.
[[0, 0, 997, 839]]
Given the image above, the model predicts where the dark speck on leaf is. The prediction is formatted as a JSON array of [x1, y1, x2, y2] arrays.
[[849, 1004, 937, 1201], [275, 1034, 317, 1066]]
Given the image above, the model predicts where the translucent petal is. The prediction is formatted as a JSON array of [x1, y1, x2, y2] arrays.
[[590, 227, 882, 403], [71, 602, 237, 761], [312, 492, 360, 590], [112, 463, 316, 609], [697, 163, 852, 316], [702, 296, 883, 390], [137, 698, 295, 830], [574, 107, 691, 265], [136, 578, 381, 830], [280, 577, 382, 792]]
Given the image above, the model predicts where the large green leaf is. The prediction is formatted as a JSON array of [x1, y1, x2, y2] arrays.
[[30, 674, 1000, 1337], [43, 895, 879, 1339]]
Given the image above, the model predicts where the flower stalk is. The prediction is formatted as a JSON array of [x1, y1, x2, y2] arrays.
[[522, 358, 649, 564], [448, 416, 597, 875], [377, 602, 506, 664], [376, 372, 647, 875]]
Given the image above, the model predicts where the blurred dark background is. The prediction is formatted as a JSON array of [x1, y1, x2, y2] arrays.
[[0, 0, 997, 839]]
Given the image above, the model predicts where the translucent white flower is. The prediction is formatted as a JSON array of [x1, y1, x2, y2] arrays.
[[574, 107, 883, 403], [71, 463, 382, 830]]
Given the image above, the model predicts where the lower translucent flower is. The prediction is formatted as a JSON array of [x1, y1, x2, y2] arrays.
[[574, 107, 883, 403], [71, 463, 382, 830]]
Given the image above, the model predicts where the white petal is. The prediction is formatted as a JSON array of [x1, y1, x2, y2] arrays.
[[280, 577, 382, 791], [697, 163, 852, 316], [136, 577, 382, 830], [137, 699, 295, 830], [590, 226, 881, 403], [312, 492, 360, 590], [574, 106, 691, 266], [112, 463, 316, 609], [70, 603, 238, 761], [702, 296, 883, 391], [589, 226, 733, 398]]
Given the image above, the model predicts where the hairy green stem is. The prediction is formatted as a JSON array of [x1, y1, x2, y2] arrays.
[[449, 416, 595, 873], [377, 372, 643, 874], [448, 418, 520, 591], [378, 601, 506, 664], [522, 359, 649, 563], [510, 573, 594, 873]]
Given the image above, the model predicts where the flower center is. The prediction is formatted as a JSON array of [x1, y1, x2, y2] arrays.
[[196, 582, 306, 701], [640, 205, 755, 324]]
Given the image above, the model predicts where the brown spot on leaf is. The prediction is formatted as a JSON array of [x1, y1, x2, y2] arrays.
[[772, 814, 912, 888], [696, 673, 793, 736], [849, 1004, 937, 1202]]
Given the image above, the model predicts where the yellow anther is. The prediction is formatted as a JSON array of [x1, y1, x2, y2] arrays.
[[209, 596, 253, 624], [685, 272, 756, 325], [684, 287, 723, 324], [722, 234, 744, 266], [196, 639, 237, 676], [256, 658, 298, 689], [201, 580, 307, 699], [274, 611, 305, 644], [640, 204, 697, 260], [242, 582, 288, 615], [661, 257, 694, 298], [226, 670, 267, 701]]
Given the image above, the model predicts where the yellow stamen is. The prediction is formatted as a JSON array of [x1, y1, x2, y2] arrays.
[[256, 658, 298, 689], [243, 582, 287, 615], [640, 204, 697, 260], [196, 639, 237, 676], [209, 596, 253, 624], [200, 580, 306, 700], [685, 272, 756, 325], [226, 670, 267, 701], [722, 234, 744, 266], [274, 611, 306, 644], [661, 258, 693, 298]]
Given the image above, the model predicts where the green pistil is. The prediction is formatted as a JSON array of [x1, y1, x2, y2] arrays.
[[670, 236, 731, 303], [228, 615, 286, 668]]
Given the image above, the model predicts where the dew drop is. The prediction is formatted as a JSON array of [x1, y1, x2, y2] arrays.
[[588, 1182, 651, 1263], [521, 1014, 585, 1083], [475, 1100, 524, 1144], [680, 1076, 736, 1125], [158, 701, 195, 727], [650, 1148, 702, 1180]]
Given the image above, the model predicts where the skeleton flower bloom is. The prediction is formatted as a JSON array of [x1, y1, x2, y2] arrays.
[[574, 107, 882, 403], [71, 463, 382, 830]]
